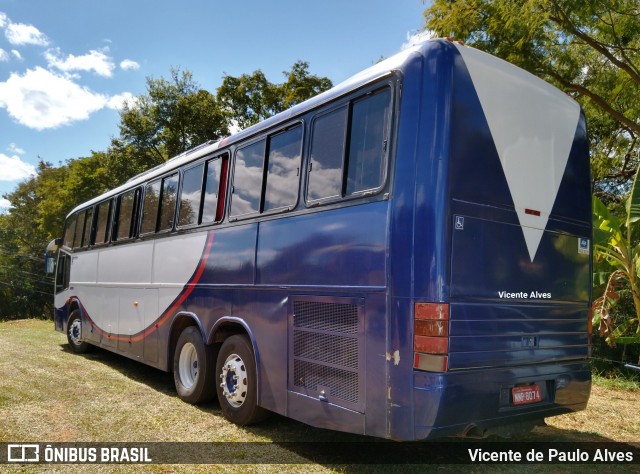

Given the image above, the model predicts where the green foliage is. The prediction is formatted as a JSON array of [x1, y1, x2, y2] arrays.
[[592, 166, 640, 363], [424, 0, 640, 203], [118, 67, 229, 163], [216, 60, 332, 130]]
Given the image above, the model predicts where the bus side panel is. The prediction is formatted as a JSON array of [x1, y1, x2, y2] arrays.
[[256, 204, 387, 287], [203, 225, 257, 285], [386, 41, 453, 440], [254, 203, 389, 435]]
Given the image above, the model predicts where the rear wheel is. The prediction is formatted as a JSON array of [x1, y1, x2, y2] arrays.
[[216, 335, 269, 426], [66, 310, 90, 354], [173, 326, 216, 404]]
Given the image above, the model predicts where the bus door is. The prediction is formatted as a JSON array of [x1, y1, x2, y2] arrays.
[[53, 249, 72, 332]]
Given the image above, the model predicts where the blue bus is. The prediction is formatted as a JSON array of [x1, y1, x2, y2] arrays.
[[48, 39, 591, 440]]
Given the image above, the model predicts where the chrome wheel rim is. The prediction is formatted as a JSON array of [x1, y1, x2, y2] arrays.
[[68, 319, 82, 346], [219, 353, 248, 408], [178, 342, 198, 389]]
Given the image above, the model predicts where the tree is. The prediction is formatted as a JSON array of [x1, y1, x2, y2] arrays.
[[424, 0, 640, 203], [118, 67, 228, 163], [0, 164, 57, 319], [216, 60, 332, 130]]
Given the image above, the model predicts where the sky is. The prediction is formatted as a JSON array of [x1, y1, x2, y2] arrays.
[[0, 0, 428, 212]]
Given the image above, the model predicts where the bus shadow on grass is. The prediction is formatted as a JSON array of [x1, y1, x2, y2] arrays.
[[60, 342, 176, 397]]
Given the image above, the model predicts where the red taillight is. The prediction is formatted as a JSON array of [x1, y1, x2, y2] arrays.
[[413, 302, 449, 372]]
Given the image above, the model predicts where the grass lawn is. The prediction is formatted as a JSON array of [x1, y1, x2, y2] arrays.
[[0, 319, 638, 473]]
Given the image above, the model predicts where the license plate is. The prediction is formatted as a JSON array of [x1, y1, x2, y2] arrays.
[[512, 385, 542, 405]]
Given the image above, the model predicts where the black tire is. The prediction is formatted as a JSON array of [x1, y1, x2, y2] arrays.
[[215, 335, 269, 426], [173, 326, 216, 404], [66, 310, 90, 354]]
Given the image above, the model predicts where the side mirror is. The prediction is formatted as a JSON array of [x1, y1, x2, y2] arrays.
[[45, 257, 56, 275], [44, 238, 61, 276]]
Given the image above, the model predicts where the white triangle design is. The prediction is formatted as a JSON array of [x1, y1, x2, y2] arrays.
[[455, 45, 581, 261]]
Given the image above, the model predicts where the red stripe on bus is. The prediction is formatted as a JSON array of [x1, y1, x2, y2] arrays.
[[74, 231, 215, 343]]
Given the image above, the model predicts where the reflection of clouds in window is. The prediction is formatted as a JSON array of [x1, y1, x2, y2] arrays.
[[202, 159, 221, 223], [264, 126, 302, 211], [307, 168, 343, 201], [347, 89, 389, 195], [117, 190, 136, 240], [178, 189, 200, 226], [307, 88, 390, 202], [179, 164, 204, 227], [231, 140, 265, 217], [308, 107, 347, 201], [141, 181, 161, 234], [159, 174, 178, 231]]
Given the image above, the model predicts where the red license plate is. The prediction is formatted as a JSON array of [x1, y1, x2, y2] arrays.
[[512, 385, 542, 405]]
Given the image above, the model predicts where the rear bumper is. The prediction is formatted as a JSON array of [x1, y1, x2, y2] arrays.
[[412, 360, 591, 440]]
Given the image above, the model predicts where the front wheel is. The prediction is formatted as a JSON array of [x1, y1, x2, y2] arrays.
[[216, 335, 269, 426], [173, 326, 216, 404], [67, 310, 90, 354]]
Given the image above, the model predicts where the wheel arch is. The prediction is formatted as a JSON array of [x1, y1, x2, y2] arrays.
[[65, 297, 83, 332], [168, 312, 207, 372], [209, 316, 262, 401]]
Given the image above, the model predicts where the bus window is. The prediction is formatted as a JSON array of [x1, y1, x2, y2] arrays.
[[63, 213, 78, 248], [178, 163, 205, 227], [116, 189, 138, 240], [307, 88, 391, 203], [231, 140, 266, 218], [201, 158, 223, 224], [159, 173, 179, 231], [55, 252, 70, 294], [94, 200, 112, 245], [307, 106, 348, 201], [264, 125, 302, 212], [346, 89, 390, 195], [81, 207, 94, 248], [73, 211, 86, 249], [141, 180, 161, 234]]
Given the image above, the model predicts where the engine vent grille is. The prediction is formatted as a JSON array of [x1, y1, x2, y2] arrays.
[[290, 298, 363, 411]]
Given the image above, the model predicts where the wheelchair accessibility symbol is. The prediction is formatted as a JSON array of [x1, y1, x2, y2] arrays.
[[455, 216, 464, 230]]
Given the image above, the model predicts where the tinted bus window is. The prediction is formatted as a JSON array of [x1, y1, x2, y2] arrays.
[[307, 88, 391, 202], [116, 190, 137, 240], [159, 173, 179, 231], [73, 212, 86, 249], [231, 140, 265, 218], [63, 214, 78, 248], [55, 253, 70, 294], [307, 106, 347, 201], [264, 125, 302, 212], [81, 207, 93, 248], [202, 158, 222, 224], [141, 180, 161, 234], [94, 200, 112, 244], [346, 89, 391, 195], [178, 164, 204, 227]]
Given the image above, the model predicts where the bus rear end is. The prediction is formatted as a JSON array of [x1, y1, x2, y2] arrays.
[[409, 42, 591, 440]]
